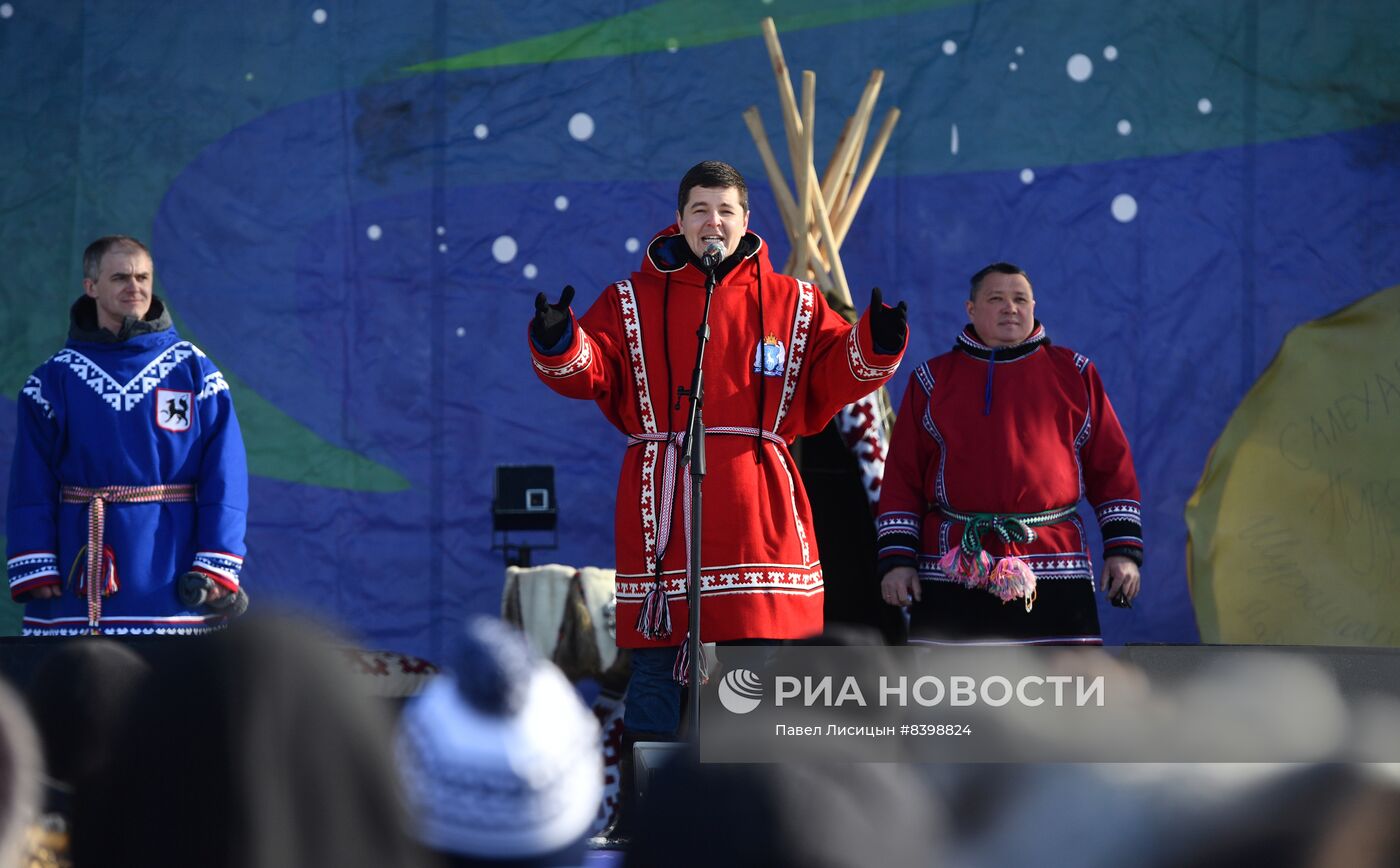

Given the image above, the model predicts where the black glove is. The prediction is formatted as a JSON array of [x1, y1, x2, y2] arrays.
[[178, 571, 250, 618], [869, 286, 907, 351], [532, 285, 576, 349]]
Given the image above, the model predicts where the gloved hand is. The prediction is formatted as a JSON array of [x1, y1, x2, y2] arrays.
[[869, 286, 907, 351], [178, 572, 250, 617], [532, 285, 576, 348]]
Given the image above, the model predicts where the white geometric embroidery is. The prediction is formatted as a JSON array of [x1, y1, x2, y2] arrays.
[[616, 281, 664, 572], [773, 281, 815, 432], [846, 322, 898, 381], [198, 371, 230, 401], [914, 363, 935, 396], [52, 342, 204, 412], [532, 333, 594, 378], [21, 375, 53, 419], [769, 443, 811, 565], [612, 563, 825, 599]]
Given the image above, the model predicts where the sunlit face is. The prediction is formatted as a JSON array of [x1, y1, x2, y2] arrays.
[[676, 185, 749, 262], [966, 272, 1035, 347], [84, 245, 154, 333]]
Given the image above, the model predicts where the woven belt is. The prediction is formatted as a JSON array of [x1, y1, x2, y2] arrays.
[[61, 483, 196, 633], [938, 504, 1078, 557], [628, 427, 785, 568]]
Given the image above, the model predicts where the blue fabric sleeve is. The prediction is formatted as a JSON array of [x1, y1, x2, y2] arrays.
[[192, 366, 249, 581], [6, 371, 63, 596]]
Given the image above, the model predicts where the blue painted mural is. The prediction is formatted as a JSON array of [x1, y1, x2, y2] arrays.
[[3, 0, 1398, 658]]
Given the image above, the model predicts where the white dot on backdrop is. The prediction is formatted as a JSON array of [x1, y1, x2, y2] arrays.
[[312, 8, 327, 24], [942, 40, 957, 55], [950, 123, 959, 156], [492, 236, 518, 263], [0, 4, 12, 19], [366, 224, 382, 241], [554, 195, 569, 211], [438, 243, 447, 253], [666, 37, 679, 53], [568, 112, 595, 141], [1020, 169, 1035, 184], [624, 237, 640, 253], [1117, 119, 1132, 135], [1009, 62, 1018, 71], [523, 264, 538, 279], [1103, 45, 1119, 61], [1015, 46, 1025, 56], [1111, 194, 1138, 223], [245, 72, 254, 81], [1198, 97, 1213, 114], [436, 225, 446, 236], [1067, 54, 1093, 82], [455, 327, 465, 337], [473, 124, 489, 140]]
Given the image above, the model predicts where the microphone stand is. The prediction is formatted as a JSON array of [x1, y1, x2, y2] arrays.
[[676, 254, 720, 741]]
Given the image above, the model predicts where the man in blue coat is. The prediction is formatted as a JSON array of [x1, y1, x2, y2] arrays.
[[6, 236, 248, 635]]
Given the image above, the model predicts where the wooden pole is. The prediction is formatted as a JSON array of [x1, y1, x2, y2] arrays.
[[835, 107, 900, 246], [760, 18, 805, 182], [820, 117, 853, 201], [741, 107, 801, 243], [808, 162, 851, 308], [831, 72, 883, 226], [792, 70, 816, 282], [822, 70, 883, 212]]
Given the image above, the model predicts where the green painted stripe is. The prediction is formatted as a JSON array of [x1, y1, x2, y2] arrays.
[[404, 0, 969, 73]]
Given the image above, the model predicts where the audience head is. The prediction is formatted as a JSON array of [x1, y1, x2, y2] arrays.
[[397, 616, 603, 866], [71, 613, 431, 868], [0, 678, 41, 868], [625, 754, 944, 868], [24, 639, 150, 791]]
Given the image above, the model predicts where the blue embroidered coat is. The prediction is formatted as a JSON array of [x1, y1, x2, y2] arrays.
[[6, 297, 248, 635]]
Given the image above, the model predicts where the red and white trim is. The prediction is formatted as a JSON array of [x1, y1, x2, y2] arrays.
[[531, 330, 594, 379], [7, 551, 60, 596], [23, 613, 223, 637], [846, 322, 900, 382], [614, 561, 824, 600], [616, 280, 668, 573], [772, 281, 815, 432], [192, 550, 244, 592]]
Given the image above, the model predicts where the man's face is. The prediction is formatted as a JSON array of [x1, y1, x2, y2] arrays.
[[965, 272, 1035, 347], [676, 185, 749, 262], [84, 246, 154, 332]]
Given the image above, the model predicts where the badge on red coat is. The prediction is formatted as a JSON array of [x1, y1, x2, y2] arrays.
[[753, 333, 787, 377], [155, 388, 193, 432]]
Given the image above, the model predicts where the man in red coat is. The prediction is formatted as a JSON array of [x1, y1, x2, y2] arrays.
[[876, 262, 1142, 644], [529, 161, 907, 742]]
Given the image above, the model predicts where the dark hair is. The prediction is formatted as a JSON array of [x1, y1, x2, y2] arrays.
[[72, 615, 433, 868], [969, 262, 1030, 300], [677, 161, 749, 214], [24, 639, 150, 789], [83, 235, 152, 282]]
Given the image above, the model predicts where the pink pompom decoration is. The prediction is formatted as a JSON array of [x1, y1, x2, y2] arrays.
[[971, 550, 994, 586], [939, 546, 994, 589], [988, 556, 1037, 611], [937, 546, 963, 579]]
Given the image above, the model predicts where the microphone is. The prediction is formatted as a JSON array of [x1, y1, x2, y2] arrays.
[[700, 240, 726, 270], [179, 572, 250, 618]]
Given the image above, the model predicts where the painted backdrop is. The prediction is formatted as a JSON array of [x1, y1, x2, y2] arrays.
[[2, 0, 1398, 659]]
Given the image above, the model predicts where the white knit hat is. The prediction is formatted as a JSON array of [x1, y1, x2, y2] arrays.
[[396, 617, 603, 860]]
